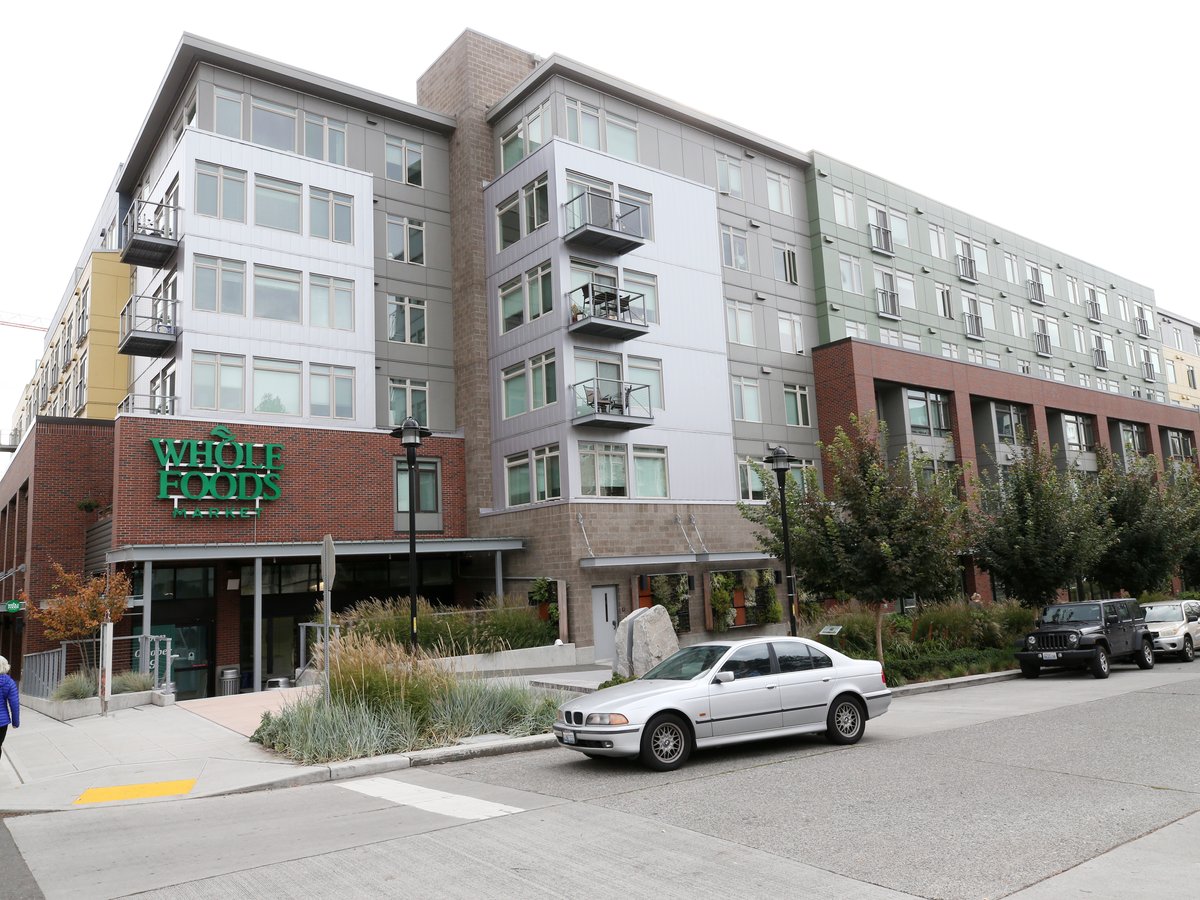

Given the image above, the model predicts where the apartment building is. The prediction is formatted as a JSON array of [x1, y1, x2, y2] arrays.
[[1158, 309, 1200, 417], [2, 30, 1197, 689]]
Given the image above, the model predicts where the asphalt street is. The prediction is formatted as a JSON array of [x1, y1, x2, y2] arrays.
[[4, 659, 1200, 899]]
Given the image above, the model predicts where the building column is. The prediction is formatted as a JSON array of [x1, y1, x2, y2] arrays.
[[494, 550, 503, 600], [141, 559, 153, 675], [253, 556, 263, 692]]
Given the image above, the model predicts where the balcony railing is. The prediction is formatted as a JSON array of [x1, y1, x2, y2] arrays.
[[571, 377, 653, 428], [869, 223, 893, 254], [119, 394, 178, 416], [1026, 280, 1045, 304], [1093, 348, 1109, 370], [956, 254, 977, 282], [120, 199, 181, 268], [1135, 317, 1150, 337], [562, 190, 647, 254], [876, 288, 900, 319], [118, 295, 179, 357], [567, 282, 649, 340], [1142, 362, 1156, 382], [1034, 332, 1052, 356], [965, 312, 984, 339], [1086, 299, 1103, 322]]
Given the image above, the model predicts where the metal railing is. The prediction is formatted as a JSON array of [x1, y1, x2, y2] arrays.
[[1086, 299, 1103, 322], [1034, 332, 1052, 356], [572, 377, 652, 418], [563, 190, 647, 238], [1026, 280, 1045, 304], [298, 622, 342, 672], [118, 394, 178, 415], [1142, 362, 1156, 381], [567, 282, 648, 327], [869, 223, 893, 254], [876, 288, 900, 318], [1093, 348, 1109, 370], [120, 294, 179, 338], [20, 648, 66, 699], [956, 255, 977, 281], [1135, 317, 1150, 337], [965, 312, 984, 339], [20, 635, 174, 699], [121, 198, 181, 246]]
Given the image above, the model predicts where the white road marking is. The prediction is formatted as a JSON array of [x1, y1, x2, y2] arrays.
[[337, 777, 524, 820]]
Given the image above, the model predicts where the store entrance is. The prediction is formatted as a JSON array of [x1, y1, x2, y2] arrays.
[[131, 566, 217, 701]]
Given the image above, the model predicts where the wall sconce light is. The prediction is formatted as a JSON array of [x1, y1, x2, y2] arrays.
[[999, 291, 1007, 298], [830, 304, 841, 311], [748, 219, 761, 228], [1056, 263, 1064, 269], [993, 238, 1001, 245], [366, 118, 378, 126], [1069, 362, 1076, 367], [1110, 283, 1117, 289], [744, 149, 756, 158], [755, 292, 767, 301], [921, 266, 931, 274], [823, 236, 834, 244], [760, 366, 773, 374], [817, 168, 828, 177], [914, 207, 924, 215], [928, 327, 937, 334], [1005, 347, 1014, 353]]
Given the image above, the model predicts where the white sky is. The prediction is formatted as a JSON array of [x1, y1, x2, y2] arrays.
[[2, 0, 1197, 462]]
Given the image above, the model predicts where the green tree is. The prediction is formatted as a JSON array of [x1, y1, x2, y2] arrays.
[[741, 415, 967, 661], [971, 441, 1110, 607]]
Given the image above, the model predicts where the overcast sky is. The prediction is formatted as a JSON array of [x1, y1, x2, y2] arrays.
[[1, 0, 1196, 462]]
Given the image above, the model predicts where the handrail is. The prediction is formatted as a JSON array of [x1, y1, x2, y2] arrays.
[[119, 394, 178, 416], [567, 281, 647, 327], [563, 190, 646, 237], [572, 377, 652, 418], [121, 198, 182, 247]]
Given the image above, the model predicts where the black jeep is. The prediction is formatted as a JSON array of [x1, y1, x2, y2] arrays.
[[1016, 598, 1155, 679]]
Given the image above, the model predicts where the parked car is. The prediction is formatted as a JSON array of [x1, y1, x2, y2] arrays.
[[553, 637, 891, 771], [1016, 598, 1155, 679], [1141, 599, 1200, 662]]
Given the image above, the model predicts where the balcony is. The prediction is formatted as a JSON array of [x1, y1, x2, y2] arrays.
[[567, 282, 650, 340], [1026, 280, 1045, 304], [562, 190, 647, 254], [1086, 299, 1103, 323], [869, 223, 893, 255], [876, 288, 900, 319], [965, 312, 984, 340], [571, 378, 653, 429], [120, 199, 181, 268], [1034, 332, 1052, 357], [1142, 362, 1156, 382], [119, 295, 179, 357], [118, 394, 178, 416], [1135, 317, 1150, 338], [1093, 348, 1109, 370], [956, 255, 977, 282]]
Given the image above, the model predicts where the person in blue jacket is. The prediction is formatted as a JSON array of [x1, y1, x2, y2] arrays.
[[0, 655, 19, 756]]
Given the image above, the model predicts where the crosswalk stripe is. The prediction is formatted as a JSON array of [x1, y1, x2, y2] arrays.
[[337, 777, 524, 820]]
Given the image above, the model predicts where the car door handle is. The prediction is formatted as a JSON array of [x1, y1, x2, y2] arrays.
[[766, 684, 777, 690], [822, 678, 831, 683]]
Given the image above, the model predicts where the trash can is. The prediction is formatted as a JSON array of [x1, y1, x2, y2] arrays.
[[220, 667, 239, 696], [265, 677, 292, 690]]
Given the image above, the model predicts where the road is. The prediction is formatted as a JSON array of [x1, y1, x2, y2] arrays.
[[5, 659, 1200, 899]]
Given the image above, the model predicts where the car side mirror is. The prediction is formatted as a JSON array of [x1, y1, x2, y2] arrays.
[[1105, 614, 1119, 627], [713, 670, 734, 684], [1188, 612, 1199, 623]]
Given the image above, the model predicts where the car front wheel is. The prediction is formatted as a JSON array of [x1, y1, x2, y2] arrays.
[[1091, 646, 1110, 679], [1181, 636, 1194, 663], [1135, 639, 1155, 670], [639, 713, 691, 771], [826, 696, 866, 745]]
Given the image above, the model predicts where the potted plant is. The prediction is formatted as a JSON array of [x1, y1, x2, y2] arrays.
[[570, 303, 584, 322], [529, 577, 557, 623]]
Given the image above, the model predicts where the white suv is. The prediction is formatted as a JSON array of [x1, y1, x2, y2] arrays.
[[1141, 600, 1200, 662]]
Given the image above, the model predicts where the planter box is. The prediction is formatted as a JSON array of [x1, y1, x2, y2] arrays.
[[20, 689, 167, 721]]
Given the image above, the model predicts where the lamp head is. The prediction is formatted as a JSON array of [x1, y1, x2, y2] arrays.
[[765, 445, 792, 473], [392, 416, 424, 447]]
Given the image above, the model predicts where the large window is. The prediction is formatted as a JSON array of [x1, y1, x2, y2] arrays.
[[496, 176, 547, 249], [502, 363, 528, 418], [579, 442, 627, 497], [530, 350, 557, 409], [195, 163, 245, 222], [738, 459, 764, 500], [255, 176, 301, 232], [833, 187, 855, 227], [309, 364, 354, 419], [778, 312, 804, 354], [396, 459, 439, 514], [1065, 414, 1097, 451], [565, 99, 637, 161], [774, 242, 799, 284], [633, 445, 669, 498], [214, 88, 242, 139], [388, 378, 428, 426], [304, 114, 346, 165], [254, 267, 302, 323], [192, 352, 243, 411], [627, 356, 662, 415], [507, 444, 562, 506], [717, 154, 743, 197], [387, 295, 426, 344], [732, 376, 761, 422], [624, 270, 658, 324], [309, 188, 352, 243], [253, 358, 301, 415], [766, 171, 792, 214], [534, 444, 561, 501], [505, 453, 532, 506], [309, 275, 353, 330], [386, 216, 425, 265], [907, 389, 951, 437], [839, 254, 863, 294], [784, 384, 810, 427], [995, 403, 1030, 443], [726, 299, 754, 345], [385, 138, 423, 185], [193, 256, 245, 315], [499, 102, 547, 173], [721, 225, 749, 271], [500, 261, 553, 333], [251, 98, 296, 152]]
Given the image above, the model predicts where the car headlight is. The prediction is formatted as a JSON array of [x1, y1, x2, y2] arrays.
[[585, 713, 629, 726], [1159, 625, 1184, 637], [1067, 633, 1080, 647], [1025, 635, 1037, 648], [555, 710, 565, 723]]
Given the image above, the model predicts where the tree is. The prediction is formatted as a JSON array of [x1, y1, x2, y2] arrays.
[[971, 441, 1110, 608], [1165, 460, 1200, 593], [23, 563, 132, 670], [741, 415, 968, 661]]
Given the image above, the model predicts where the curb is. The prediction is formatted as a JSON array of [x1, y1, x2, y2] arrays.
[[889, 669, 1021, 696]]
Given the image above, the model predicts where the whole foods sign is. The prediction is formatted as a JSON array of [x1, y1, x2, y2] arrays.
[[152, 425, 283, 519]]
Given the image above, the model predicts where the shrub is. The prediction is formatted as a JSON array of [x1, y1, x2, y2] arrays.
[[112, 670, 154, 694], [51, 670, 97, 701], [339, 595, 555, 656], [597, 672, 634, 690]]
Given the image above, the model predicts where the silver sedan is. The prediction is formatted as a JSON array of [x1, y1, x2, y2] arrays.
[[553, 637, 891, 770]]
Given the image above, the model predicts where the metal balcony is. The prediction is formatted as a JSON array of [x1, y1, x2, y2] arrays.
[[567, 282, 650, 340], [964, 312, 984, 340], [956, 255, 977, 282], [1135, 317, 1150, 337], [876, 288, 900, 319], [118, 295, 179, 357], [1142, 362, 1156, 382], [1086, 299, 1103, 323], [120, 199, 181, 268], [1093, 348, 1109, 370], [562, 190, 647, 254], [1034, 332, 1052, 357], [1026, 280, 1045, 304], [571, 378, 653, 429], [118, 394, 178, 416], [869, 223, 893, 255]]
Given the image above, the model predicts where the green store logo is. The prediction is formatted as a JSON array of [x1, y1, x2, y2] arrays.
[[151, 425, 283, 519]]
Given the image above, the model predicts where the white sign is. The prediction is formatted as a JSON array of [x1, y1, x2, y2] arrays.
[[819, 625, 843, 636]]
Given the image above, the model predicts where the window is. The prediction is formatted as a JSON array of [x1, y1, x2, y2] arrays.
[[1072, 323, 1087, 353], [192, 352, 243, 411], [387, 295, 426, 344], [195, 163, 245, 221], [731, 376, 761, 421], [1166, 430, 1195, 460], [986, 352, 1001, 368], [254, 267, 301, 323], [633, 445, 669, 498], [903, 332, 921, 351], [251, 98, 296, 152], [896, 271, 916, 309], [784, 384, 810, 426], [774, 242, 799, 284], [564, 99, 636, 160], [385, 138, 423, 185], [890, 210, 909, 247], [627, 356, 663, 414], [726, 299, 754, 345], [304, 114, 346, 165], [721, 224, 749, 271], [565, 98, 601, 149], [1117, 295, 1131, 322], [497, 193, 520, 249], [719, 643, 773, 679], [1032, 311, 1060, 347], [74, 353, 86, 410], [717, 154, 743, 197], [506, 453, 531, 506], [868, 204, 893, 253], [530, 351, 557, 409], [1063, 414, 1095, 451], [928, 223, 947, 259], [534, 444, 561, 501], [254, 176, 301, 232], [624, 270, 658, 324], [499, 102, 547, 173], [880, 327, 902, 347], [738, 458, 765, 500], [1079, 373, 1091, 389], [579, 442, 627, 497], [214, 88, 242, 138], [498, 175, 549, 249], [606, 113, 638, 161], [1167, 360, 1178, 384], [253, 358, 301, 415], [501, 261, 553, 333], [1119, 422, 1148, 455], [309, 364, 353, 418], [876, 269, 899, 318], [1011, 306, 1027, 338], [523, 174, 549, 233], [193, 256, 245, 315], [77, 283, 89, 338], [386, 216, 425, 264], [936, 282, 953, 319], [1066, 276, 1080, 305], [839, 254, 863, 293], [1004, 252, 1020, 284], [995, 403, 1030, 443], [833, 187, 856, 227], [309, 274, 353, 330], [766, 171, 791, 214], [942, 342, 959, 360], [619, 186, 653, 239], [396, 459, 439, 514], [310, 188, 352, 243], [1189, 366, 1197, 390], [502, 362, 528, 418], [846, 321, 868, 339], [907, 388, 951, 437], [388, 378, 428, 426], [778, 312, 804, 354]]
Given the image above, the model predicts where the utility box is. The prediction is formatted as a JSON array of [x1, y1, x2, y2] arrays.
[[220, 667, 239, 696]]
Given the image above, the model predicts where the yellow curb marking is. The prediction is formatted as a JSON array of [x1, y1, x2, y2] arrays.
[[74, 779, 197, 805]]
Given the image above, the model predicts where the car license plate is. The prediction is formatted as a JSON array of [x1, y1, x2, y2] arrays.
[[562, 731, 576, 745], [1041, 652, 1059, 661]]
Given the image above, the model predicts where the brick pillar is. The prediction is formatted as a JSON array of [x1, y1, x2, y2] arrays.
[[214, 561, 241, 669], [812, 339, 876, 493], [1031, 404, 1051, 450]]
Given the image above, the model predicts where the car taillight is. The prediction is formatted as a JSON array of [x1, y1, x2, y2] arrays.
[[881, 667, 887, 686]]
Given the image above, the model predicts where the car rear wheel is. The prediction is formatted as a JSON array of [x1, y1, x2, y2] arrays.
[[826, 696, 866, 745], [639, 713, 691, 771], [1181, 636, 1194, 663], [1135, 639, 1155, 670], [1019, 661, 1040, 679], [1091, 645, 1110, 679]]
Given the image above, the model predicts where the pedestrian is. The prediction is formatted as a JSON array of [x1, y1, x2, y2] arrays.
[[0, 655, 19, 757]]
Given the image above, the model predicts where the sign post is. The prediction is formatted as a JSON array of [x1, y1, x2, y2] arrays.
[[320, 534, 336, 705], [99, 613, 114, 717]]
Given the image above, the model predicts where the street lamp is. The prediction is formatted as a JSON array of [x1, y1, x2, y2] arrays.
[[765, 445, 798, 637], [392, 416, 431, 650]]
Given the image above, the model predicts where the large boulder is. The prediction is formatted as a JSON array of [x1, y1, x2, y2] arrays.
[[614, 605, 679, 678]]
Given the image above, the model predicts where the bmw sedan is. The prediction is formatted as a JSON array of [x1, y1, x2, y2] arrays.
[[553, 637, 891, 771]]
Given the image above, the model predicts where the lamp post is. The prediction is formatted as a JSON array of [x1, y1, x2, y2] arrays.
[[392, 416, 430, 650], [766, 445, 797, 637]]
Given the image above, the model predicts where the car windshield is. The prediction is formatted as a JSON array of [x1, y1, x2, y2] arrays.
[[1142, 605, 1183, 623], [641, 645, 730, 681], [1040, 604, 1101, 624]]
